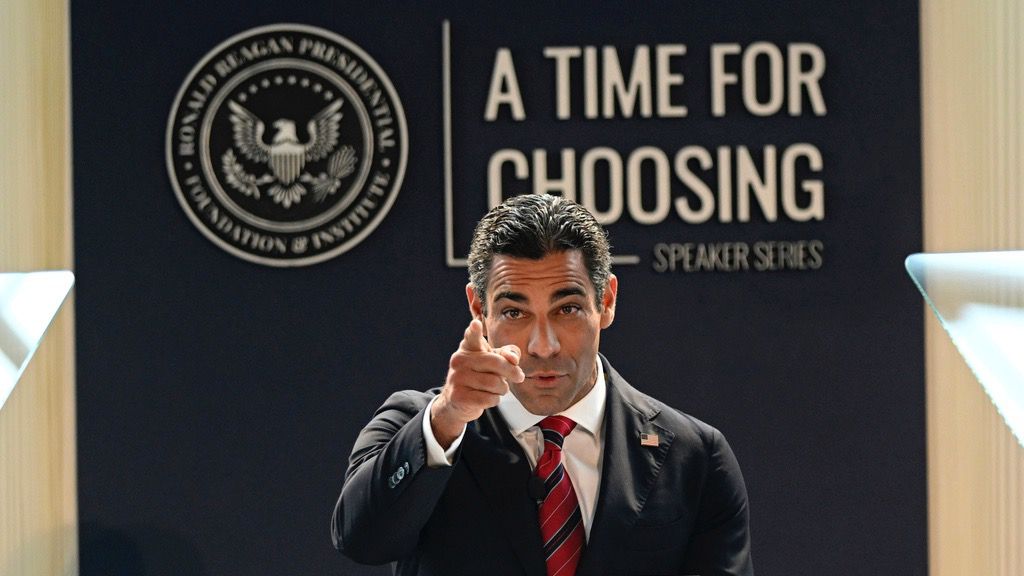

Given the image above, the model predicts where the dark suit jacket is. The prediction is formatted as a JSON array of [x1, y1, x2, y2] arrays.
[[333, 357, 753, 575]]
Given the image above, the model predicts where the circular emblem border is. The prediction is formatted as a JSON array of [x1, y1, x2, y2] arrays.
[[165, 23, 408, 267]]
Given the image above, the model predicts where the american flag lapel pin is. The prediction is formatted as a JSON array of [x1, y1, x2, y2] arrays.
[[640, 433, 659, 447]]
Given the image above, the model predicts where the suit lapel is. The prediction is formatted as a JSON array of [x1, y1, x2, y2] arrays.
[[461, 407, 547, 576], [577, 359, 675, 575]]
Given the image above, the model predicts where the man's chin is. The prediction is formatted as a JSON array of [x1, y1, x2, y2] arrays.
[[512, 390, 570, 417], [512, 375, 595, 415]]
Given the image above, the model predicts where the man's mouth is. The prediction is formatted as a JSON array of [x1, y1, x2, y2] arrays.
[[525, 372, 566, 386]]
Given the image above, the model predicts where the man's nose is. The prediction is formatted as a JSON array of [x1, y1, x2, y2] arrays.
[[527, 319, 560, 358]]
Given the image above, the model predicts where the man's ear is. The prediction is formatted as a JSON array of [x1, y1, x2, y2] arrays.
[[599, 274, 617, 329], [466, 283, 484, 321], [466, 283, 488, 337]]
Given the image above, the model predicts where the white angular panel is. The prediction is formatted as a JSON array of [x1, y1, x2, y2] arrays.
[[0, 270, 74, 411], [907, 252, 1024, 447]]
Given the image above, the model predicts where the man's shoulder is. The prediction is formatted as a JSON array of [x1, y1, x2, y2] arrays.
[[373, 388, 442, 416], [602, 356, 729, 453]]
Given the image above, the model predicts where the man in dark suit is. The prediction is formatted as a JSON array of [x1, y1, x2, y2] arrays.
[[333, 194, 753, 575]]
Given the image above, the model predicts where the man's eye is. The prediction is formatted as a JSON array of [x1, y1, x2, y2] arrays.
[[502, 309, 524, 320], [559, 304, 582, 315]]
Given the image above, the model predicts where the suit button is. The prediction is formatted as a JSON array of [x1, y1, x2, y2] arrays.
[[396, 467, 406, 481]]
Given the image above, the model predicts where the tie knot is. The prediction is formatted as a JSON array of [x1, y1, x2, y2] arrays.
[[538, 415, 576, 449]]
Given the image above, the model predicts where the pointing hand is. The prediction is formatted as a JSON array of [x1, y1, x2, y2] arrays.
[[430, 319, 524, 447]]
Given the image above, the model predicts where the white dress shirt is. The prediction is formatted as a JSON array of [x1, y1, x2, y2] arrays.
[[423, 358, 607, 539]]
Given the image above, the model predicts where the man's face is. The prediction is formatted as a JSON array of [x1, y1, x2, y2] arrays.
[[467, 250, 617, 416]]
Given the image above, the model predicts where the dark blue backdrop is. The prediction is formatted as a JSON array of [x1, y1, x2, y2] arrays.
[[73, 2, 924, 574]]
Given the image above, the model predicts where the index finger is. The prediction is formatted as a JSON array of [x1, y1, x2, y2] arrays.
[[459, 318, 490, 352]]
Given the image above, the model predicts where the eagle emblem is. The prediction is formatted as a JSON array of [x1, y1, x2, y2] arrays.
[[221, 99, 357, 208]]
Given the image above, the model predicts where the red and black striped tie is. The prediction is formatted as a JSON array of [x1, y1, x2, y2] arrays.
[[535, 416, 585, 576]]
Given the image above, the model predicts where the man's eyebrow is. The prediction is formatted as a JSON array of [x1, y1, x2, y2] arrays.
[[493, 290, 528, 303], [551, 286, 586, 302]]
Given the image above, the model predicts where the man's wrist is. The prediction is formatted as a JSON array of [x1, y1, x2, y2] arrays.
[[429, 398, 467, 449], [423, 396, 466, 467]]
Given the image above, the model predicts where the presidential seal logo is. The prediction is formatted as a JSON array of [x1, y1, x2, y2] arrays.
[[166, 24, 407, 266]]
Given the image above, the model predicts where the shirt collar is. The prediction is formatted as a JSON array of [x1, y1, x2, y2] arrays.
[[498, 356, 607, 437]]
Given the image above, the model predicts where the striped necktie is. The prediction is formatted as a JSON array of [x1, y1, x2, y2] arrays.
[[535, 415, 586, 576]]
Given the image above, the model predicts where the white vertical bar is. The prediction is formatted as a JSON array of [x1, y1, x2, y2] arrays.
[[442, 20, 467, 267]]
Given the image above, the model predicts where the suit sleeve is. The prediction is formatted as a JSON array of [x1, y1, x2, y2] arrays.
[[331, 390, 457, 565], [681, 427, 754, 576]]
